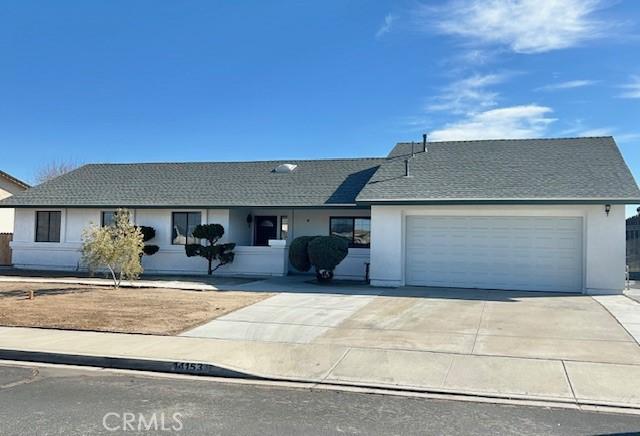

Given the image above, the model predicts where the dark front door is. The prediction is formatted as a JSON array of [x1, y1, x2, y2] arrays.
[[255, 216, 278, 246]]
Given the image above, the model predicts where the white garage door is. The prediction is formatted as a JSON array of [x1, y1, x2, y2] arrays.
[[405, 216, 583, 292]]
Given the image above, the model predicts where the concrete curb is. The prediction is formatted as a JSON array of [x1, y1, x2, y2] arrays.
[[2, 347, 640, 414], [0, 349, 263, 380]]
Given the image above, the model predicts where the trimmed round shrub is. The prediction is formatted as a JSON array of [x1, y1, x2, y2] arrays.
[[307, 236, 349, 281], [138, 226, 156, 242], [138, 226, 159, 256], [143, 245, 159, 256], [288, 236, 318, 272]]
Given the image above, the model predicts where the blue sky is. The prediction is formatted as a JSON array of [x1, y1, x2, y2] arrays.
[[1, 1, 639, 212]]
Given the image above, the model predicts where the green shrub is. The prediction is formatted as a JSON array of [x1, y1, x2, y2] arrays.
[[288, 236, 318, 272], [138, 226, 159, 256], [142, 245, 159, 255], [185, 224, 235, 275], [307, 236, 349, 282], [139, 226, 155, 242]]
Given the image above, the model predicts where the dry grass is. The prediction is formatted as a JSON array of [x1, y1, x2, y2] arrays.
[[0, 282, 271, 335]]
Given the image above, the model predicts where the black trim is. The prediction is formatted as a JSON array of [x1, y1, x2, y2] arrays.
[[100, 211, 116, 227], [35, 211, 61, 242], [4, 200, 640, 209], [357, 199, 640, 205], [254, 215, 278, 247], [171, 211, 202, 245], [329, 216, 371, 248], [0, 204, 372, 209]]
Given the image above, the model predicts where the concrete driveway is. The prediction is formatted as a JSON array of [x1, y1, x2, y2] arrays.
[[183, 286, 640, 366]]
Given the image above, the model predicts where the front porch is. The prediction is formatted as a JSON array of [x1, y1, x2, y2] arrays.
[[205, 207, 372, 280], [10, 206, 372, 280]]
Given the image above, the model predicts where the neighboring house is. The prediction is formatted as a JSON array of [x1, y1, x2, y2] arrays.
[[0, 170, 29, 233], [626, 214, 640, 279], [0, 136, 638, 294]]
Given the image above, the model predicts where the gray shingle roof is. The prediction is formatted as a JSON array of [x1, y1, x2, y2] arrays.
[[0, 158, 384, 208], [2, 137, 637, 208], [357, 137, 640, 203]]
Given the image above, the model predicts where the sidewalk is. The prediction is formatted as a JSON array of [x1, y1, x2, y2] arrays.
[[1, 326, 639, 410], [595, 295, 640, 343]]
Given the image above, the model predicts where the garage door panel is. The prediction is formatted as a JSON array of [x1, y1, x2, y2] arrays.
[[405, 216, 583, 292]]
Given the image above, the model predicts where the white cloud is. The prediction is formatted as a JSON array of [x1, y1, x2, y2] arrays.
[[427, 73, 507, 114], [429, 105, 556, 141], [618, 75, 640, 98], [577, 128, 613, 137], [376, 14, 396, 38], [419, 0, 609, 54], [537, 79, 599, 91]]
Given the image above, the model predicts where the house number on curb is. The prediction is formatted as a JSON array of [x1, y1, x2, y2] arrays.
[[173, 362, 207, 372]]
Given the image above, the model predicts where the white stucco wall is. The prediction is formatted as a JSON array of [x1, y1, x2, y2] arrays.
[[369, 204, 626, 293], [0, 192, 15, 234], [10, 207, 371, 279], [0, 177, 27, 233]]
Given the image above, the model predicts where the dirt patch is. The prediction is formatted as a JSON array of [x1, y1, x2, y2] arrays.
[[0, 282, 271, 335]]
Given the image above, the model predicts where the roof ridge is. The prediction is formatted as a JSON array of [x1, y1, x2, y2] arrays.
[[395, 136, 614, 145], [82, 157, 387, 166]]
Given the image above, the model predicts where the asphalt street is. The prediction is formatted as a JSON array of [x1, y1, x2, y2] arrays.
[[0, 362, 639, 435]]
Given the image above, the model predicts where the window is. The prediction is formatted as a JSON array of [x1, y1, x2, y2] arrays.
[[280, 216, 288, 240], [101, 211, 116, 227], [330, 217, 371, 248], [35, 211, 61, 242], [172, 212, 201, 245]]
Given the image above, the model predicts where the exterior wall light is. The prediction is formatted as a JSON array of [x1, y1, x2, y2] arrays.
[[605, 204, 611, 216]]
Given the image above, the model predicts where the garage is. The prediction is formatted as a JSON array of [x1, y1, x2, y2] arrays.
[[405, 216, 584, 292]]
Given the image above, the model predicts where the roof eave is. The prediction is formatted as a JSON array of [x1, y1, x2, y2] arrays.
[[357, 198, 640, 205], [0, 203, 370, 209], [0, 171, 30, 190]]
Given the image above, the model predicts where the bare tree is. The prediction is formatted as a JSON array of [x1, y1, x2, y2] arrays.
[[35, 161, 79, 184]]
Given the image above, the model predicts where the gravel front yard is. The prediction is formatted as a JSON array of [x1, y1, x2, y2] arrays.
[[0, 282, 271, 335]]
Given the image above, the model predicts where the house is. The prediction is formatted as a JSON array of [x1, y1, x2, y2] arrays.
[[1, 136, 638, 294], [0, 170, 30, 233], [626, 213, 640, 279]]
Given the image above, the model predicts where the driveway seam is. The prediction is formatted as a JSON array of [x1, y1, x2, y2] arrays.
[[472, 332, 634, 343], [250, 304, 365, 313], [209, 318, 352, 329], [560, 360, 578, 404], [441, 354, 457, 387], [321, 348, 352, 381], [470, 299, 488, 355]]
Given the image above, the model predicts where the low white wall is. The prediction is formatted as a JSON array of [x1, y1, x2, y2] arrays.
[[12, 207, 370, 277], [334, 248, 370, 280], [369, 204, 626, 293], [11, 208, 287, 276]]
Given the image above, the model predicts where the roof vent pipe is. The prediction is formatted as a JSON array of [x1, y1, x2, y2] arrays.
[[404, 158, 410, 177], [423, 133, 427, 153]]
